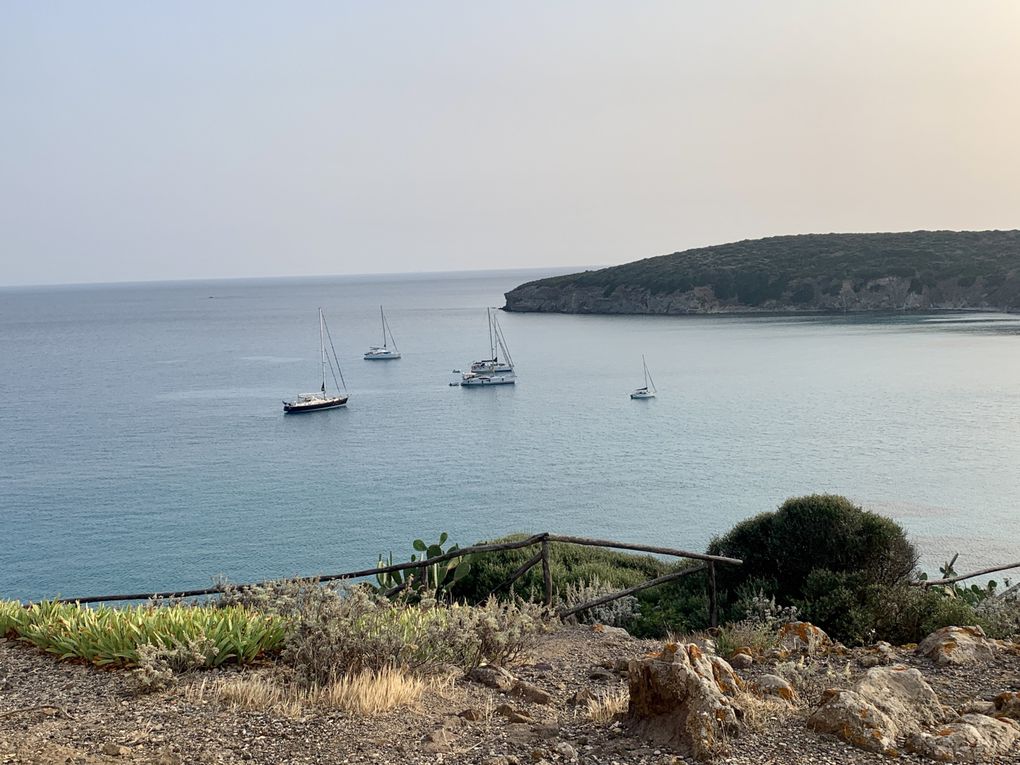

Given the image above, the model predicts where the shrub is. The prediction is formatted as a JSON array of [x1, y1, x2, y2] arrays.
[[707, 495, 919, 644], [558, 575, 640, 628], [225, 579, 548, 684]]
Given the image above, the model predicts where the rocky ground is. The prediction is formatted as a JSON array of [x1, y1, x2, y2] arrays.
[[1, 624, 1019, 765]]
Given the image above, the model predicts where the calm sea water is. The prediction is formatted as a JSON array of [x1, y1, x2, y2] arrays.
[[2, 270, 1019, 602]]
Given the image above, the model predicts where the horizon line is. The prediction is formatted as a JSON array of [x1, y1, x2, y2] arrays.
[[0, 264, 600, 292]]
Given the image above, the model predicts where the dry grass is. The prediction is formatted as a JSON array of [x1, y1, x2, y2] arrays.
[[736, 691, 796, 732], [582, 687, 629, 723], [186, 666, 453, 718], [772, 656, 854, 706]]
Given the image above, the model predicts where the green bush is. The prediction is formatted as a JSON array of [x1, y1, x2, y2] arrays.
[[708, 495, 917, 604], [706, 495, 919, 644]]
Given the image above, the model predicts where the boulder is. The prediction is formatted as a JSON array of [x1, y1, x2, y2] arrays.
[[626, 643, 742, 759], [807, 665, 949, 756], [750, 674, 797, 704], [777, 622, 831, 655], [907, 714, 1020, 762], [917, 625, 995, 667]]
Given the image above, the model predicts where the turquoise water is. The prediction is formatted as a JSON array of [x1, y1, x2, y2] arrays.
[[2, 270, 1019, 602]]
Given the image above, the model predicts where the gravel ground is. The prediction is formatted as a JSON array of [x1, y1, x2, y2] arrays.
[[1, 628, 1019, 765]]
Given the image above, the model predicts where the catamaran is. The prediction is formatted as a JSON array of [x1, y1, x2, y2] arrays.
[[363, 306, 401, 360], [630, 355, 656, 399], [283, 308, 349, 413], [460, 308, 516, 386]]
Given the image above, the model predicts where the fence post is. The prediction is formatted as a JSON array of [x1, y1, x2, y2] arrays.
[[708, 561, 718, 628], [541, 537, 553, 608]]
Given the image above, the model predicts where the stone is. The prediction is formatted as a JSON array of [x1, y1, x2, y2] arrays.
[[907, 714, 1020, 762], [497, 703, 533, 723], [101, 743, 131, 757], [531, 723, 560, 740], [468, 665, 517, 691], [505, 723, 538, 745], [625, 642, 741, 759], [512, 681, 554, 705], [917, 625, 996, 667], [591, 624, 632, 639], [729, 652, 753, 669], [588, 667, 617, 682], [777, 621, 832, 655], [750, 674, 796, 703], [958, 699, 996, 715], [551, 741, 578, 761], [423, 728, 454, 753], [860, 640, 896, 668], [568, 688, 596, 706], [807, 665, 949, 755], [994, 691, 1020, 719]]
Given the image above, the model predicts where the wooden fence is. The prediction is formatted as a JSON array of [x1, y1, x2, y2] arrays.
[[53, 533, 743, 627]]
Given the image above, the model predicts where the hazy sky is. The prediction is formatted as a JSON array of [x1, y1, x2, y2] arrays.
[[2, 2, 1019, 286]]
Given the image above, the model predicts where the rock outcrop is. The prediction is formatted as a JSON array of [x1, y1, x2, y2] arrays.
[[626, 643, 742, 759]]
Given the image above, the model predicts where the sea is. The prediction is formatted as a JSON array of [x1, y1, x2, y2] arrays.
[[2, 269, 1019, 603]]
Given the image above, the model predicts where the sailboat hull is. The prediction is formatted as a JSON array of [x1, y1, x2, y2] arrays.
[[283, 396, 348, 413]]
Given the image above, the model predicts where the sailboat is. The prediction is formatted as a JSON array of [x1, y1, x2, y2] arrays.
[[630, 355, 656, 399], [460, 308, 516, 386], [363, 306, 401, 360], [283, 308, 349, 413]]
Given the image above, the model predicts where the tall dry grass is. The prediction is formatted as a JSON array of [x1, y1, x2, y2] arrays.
[[189, 666, 453, 717]]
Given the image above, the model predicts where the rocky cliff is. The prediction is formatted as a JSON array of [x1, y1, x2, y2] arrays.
[[504, 230, 1020, 314]]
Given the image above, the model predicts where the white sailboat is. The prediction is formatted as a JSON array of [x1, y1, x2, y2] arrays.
[[363, 306, 401, 360], [460, 308, 516, 386], [630, 355, 656, 399], [283, 308, 349, 413]]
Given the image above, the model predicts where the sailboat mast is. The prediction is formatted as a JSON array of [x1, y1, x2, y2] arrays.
[[487, 307, 496, 362], [380, 305, 386, 348], [643, 355, 649, 388], [319, 308, 327, 393]]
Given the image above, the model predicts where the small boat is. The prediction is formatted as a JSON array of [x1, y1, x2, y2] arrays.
[[460, 308, 515, 386], [630, 355, 656, 399], [283, 308, 349, 413], [363, 306, 401, 360]]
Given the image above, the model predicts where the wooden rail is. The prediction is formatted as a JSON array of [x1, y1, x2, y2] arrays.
[[913, 560, 1020, 587], [50, 532, 743, 626]]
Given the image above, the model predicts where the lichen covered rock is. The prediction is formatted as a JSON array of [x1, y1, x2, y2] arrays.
[[917, 625, 995, 667], [777, 621, 832, 656], [626, 643, 742, 759], [907, 714, 1020, 762], [750, 674, 797, 704], [807, 665, 949, 755]]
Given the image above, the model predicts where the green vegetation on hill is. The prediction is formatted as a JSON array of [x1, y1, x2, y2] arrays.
[[505, 230, 1020, 313]]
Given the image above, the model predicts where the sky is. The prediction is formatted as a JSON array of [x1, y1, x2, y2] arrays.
[[2, 1, 1019, 287]]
